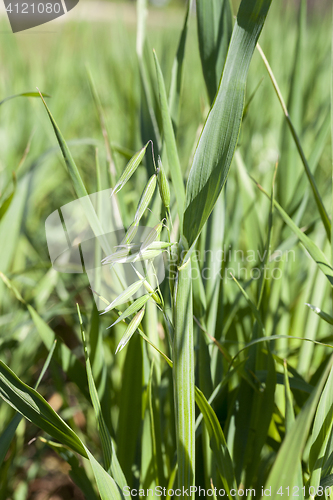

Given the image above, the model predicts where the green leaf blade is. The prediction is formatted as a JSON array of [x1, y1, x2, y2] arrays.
[[153, 50, 186, 226], [0, 360, 87, 458], [77, 305, 128, 493], [197, 0, 233, 104], [173, 260, 195, 496], [183, 0, 272, 249], [195, 387, 237, 497], [264, 357, 333, 498]]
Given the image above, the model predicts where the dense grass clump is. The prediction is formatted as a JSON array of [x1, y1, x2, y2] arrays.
[[0, 1, 333, 499]]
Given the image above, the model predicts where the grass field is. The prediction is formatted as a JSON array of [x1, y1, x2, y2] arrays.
[[0, 0, 333, 499]]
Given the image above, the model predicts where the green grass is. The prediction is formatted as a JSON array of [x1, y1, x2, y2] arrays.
[[0, 0, 333, 499]]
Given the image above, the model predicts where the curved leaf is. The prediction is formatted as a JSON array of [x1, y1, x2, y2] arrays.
[[195, 387, 237, 498], [183, 0, 272, 249]]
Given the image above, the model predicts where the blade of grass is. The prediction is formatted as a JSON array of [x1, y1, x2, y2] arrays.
[[204, 192, 225, 345], [0, 360, 87, 457], [306, 303, 333, 326], [0, 176, 30, 305], [0, 339, 57, 468], [264, 357, 333, 498], [37, 90, 118, 262], [276, 0, 306, 209], [137, 328, 173, 368], [254, 180, 333, 286], [153, 50, 186, 227], [0, 172, 16, 221], [86, 66, 118, 185], [77, 305, 128, 492], [0, 271, 89, 399], [0, 91, 50, 106], [298, 257, 328, 376], [196, 0, 233, 104], [168, 0, 193, 131], [140, 362, 157, 490], [257, 162, 277, 308], [136, 0, 161, 168], [141, 361, 165, 488], [308, 363, 333, 496], [230, 274, 265, 335], [283, 362, 304, 499], [116, 333, 143, 486], [291, 107, 330, 215], [0, 358, 125, 499], [195, 387, 238, 499], [84, 448, 126, 500], [173, 258, 195, 496], [183, 0, 273, 249], [257, 44, 331, 242], [230, 336, 333, 372], [245, 350, 276, 486]]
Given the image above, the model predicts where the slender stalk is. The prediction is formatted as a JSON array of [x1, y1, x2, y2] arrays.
[[173, 258, 195, 497]]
